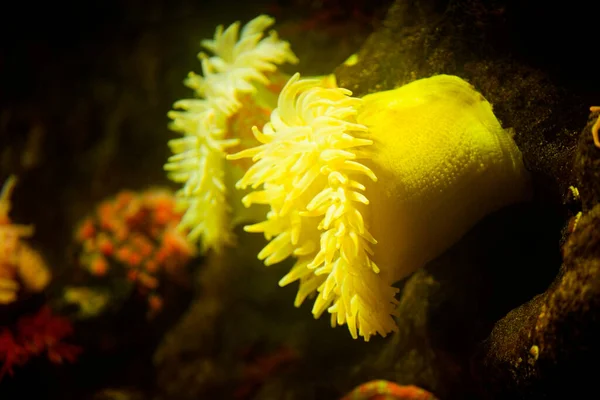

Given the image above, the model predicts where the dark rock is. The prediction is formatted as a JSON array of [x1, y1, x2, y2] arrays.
[[473, 203, 600, 399], [471, 83, 600, 400], [351, 202, 563, 399]]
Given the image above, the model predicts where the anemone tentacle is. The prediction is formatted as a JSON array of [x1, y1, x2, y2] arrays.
[[229, 73, 399, 340]]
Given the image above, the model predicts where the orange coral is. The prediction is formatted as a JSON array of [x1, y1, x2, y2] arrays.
[[341, 380, 438, 400], [74, 188, 197, 316], [0, 176, 50, 304]]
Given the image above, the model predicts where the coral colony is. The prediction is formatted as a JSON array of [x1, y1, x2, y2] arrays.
[[75, 189, 196, 316]]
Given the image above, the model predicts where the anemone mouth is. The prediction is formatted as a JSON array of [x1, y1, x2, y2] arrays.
[[229, 73, 399, 340], [164, 15, 298, 253]]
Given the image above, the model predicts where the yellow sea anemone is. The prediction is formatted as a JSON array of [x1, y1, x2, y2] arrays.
[[165, 15, 298, 253], [229, 73, 531, 340]]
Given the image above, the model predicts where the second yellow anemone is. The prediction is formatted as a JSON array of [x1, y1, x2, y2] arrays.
[[165, 15, 298, 253]]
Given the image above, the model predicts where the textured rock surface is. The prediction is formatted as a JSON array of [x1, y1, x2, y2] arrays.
[[470, 110, 600, 399], [473, 201, 600, 399], [350, 202, 563, 399]]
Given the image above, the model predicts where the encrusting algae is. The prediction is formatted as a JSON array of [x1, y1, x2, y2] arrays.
[[229, 73, 531, 340]]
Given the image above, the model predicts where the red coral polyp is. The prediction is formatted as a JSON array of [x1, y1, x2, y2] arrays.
[[0, 306, 81, 379]]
